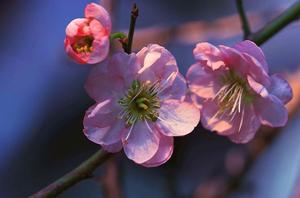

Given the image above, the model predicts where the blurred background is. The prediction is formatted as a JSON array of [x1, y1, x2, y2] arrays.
[[1, 0, 300, 197]]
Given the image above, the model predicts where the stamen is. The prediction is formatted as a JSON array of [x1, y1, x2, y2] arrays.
[[213, 70, 253, 126], [238, 88, 243, 113], [157, 73, 175, 95], [118, 80, 160, 125], [72, 35, 94, 54], [230, 86, 242, 115], [219, 83, 236, 103], [129, 87, 143, 105], [213, 84, 229, 100], [238, 104, 245, 132], [124, 124, 135, 143], [138, 103, 148, 110], [145, 120, 153, 134]]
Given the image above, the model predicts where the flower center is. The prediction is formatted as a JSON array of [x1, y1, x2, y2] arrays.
[[118, 80, 161, 126], [72, 35, 94, 53], [213, 70, 254, 128]]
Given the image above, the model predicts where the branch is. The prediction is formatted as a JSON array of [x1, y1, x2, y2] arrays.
[[125, 3, 139, 53], [236, 0, 251, 38], [248, 0, 300, 45], [29, 149, 112, 198]]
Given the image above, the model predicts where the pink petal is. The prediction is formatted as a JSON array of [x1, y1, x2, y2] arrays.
[[64, 38, 87, 64], [85, 53, 139, 102], [159, 73, 187, 101], [84, 3, 111, 33], [186, 63, 222, 100], [136, 44, 178, 89], [247, 75, 269, 98], [89, 19, 108, 39], [241, 53, 270, 86], [84, 124, 123, 146], [65, 18, 89, 38], [84, 120, 126, 148], [189, 93, 204, 109], [122, 121, 160, 164], [157, 99, 200, 136], [87, 36, 110, 64], [219, 45, 270, 86], [268, 74, 293, 104], [142, 135, 174, 167], [83, 100, 126, 147], [234, 40, 268, 72], [201, 100, 260, 143], [83, 126, 110, 146], [106, 52, 141, 88], [254, 95, 288, 127], [193, 42, 225, 70], [83, 100, 119, 129], [85, 70, 124, 102], [227, 105, 261, 143], [201, 100, 235, 136]]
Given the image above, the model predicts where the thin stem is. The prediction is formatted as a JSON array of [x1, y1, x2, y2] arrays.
[[125, 3, 139, 54], [110, 32, 127, 41], [248, 0, 300, 45], [110, 32, 128, 52], [236, 0, 251, 39], [29, 150, 112, 198]]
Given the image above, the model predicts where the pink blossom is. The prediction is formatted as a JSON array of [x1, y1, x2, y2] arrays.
[[186, 40, 292, 143], [65, 3, 111, 64], [83, 44, 200, 166]]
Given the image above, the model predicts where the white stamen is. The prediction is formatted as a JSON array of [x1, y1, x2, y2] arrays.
[[230, 86, 242, 115], [229, 109, 238, 122], [118, 109, 127, 119], [238, 88, 243, 113], [124, 123, 135, 142], [157, 73, 175, 95], [238, 104, 245, 132], [213, 84, 229, 100], [219, 83, 236, 102], [144, 120, 153, 134]]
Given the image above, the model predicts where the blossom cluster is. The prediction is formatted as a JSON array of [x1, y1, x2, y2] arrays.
[[65, 3, 292, 167]]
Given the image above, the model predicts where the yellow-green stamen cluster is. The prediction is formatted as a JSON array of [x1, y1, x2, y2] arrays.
[[118, 80, 161, 125], [72, 36, 94, 53]]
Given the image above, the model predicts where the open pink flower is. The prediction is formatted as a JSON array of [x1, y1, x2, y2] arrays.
[[65, 3, 111, 64], [83, 44, 200, 166], [186, 40, 292, 143]]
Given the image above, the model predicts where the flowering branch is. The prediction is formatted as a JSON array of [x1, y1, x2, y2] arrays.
[[248, 0, 300, 45], [30, 1, 300, 198], [236, 0, 251, 38], [29, 150, 111, 198]]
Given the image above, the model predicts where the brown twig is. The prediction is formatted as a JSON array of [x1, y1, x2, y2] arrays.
[[125, 3, 139, 53], [29, 150, 111, 198]]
